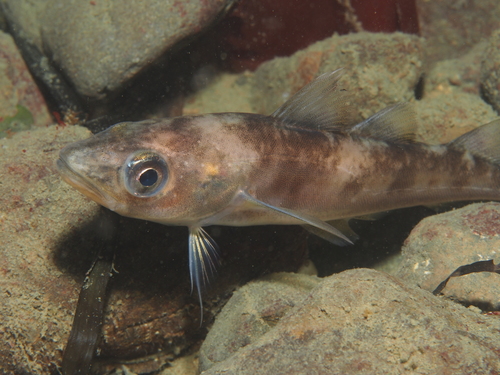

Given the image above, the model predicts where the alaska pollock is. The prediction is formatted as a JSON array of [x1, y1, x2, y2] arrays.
[[57, 69, 500, 314]]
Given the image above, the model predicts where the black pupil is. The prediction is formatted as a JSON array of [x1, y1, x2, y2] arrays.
[[139, 169, 158, 187]]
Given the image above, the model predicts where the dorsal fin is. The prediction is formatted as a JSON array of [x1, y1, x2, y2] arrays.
[[448, 119, 500, 165], [349, 103, 417, 143], [271, 69, 356, 130]]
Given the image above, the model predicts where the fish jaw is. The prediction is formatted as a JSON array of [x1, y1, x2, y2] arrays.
[[57, 156, 108, 207], [57, 137, 125, 213]]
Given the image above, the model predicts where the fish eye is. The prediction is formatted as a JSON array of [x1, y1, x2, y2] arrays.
[[139, 168, 158, 186], [124, 151, 168, 197]]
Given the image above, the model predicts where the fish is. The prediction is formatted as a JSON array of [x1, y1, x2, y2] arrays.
[[57, 69, 500, 312]]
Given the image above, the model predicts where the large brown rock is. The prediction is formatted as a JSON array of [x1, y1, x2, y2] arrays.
[[481, 30, 500, 114], [3, 0, 237, 98], [183, 32, 425, 124], [417, 0, 500, 65], [200, 269, 500, 375], [250, 32, 424, 122], [396, 202, 500, 310], [199, 272, 320, 372], [0, 125, 95, 374]]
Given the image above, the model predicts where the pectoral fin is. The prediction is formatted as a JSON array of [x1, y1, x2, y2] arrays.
[[188, 226, 220, 323], [242, 191, 353, 245]]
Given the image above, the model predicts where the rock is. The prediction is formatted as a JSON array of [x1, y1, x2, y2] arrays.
[[417, 0, 500, 65], [199, 272, 320, 372], [3, 0, 237, 98], [0, 1, 45, 48], [0, 125, 96, 374], [183, 32, 424, 121], [414, 41, 496, 144], [396, 202, 500, 310], [183, 73, 254, 116], [424, 42, 487, 98], [250, 32, 424, 122], [0, 30, 51, 136], [481, 30, 500, 114], [414, 90, 497, 144], [200, 269, 500, 375]]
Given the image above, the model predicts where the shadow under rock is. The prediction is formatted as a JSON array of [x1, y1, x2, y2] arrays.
[[52, 207, 309, 365], [309, 206, 437, 277]]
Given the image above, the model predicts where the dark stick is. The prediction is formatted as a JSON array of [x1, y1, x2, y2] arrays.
[[60, 246, 114, 375], [0, 2, 86, 123], [432, 259, 500, 295]]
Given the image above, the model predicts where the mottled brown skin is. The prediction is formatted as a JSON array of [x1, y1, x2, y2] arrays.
[[58, 112, 500, 229]]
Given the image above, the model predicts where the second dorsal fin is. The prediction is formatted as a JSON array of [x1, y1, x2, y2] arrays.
[[447, 119, 500, 165], [348, 102, 417, 143]]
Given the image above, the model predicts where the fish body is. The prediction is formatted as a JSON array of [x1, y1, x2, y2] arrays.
[[57, 70, 500, 308]]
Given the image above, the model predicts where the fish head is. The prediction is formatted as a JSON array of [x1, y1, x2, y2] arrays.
[[57, 116, 249, 225]]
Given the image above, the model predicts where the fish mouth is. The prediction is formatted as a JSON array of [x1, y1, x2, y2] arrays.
[[56, 156, 108, 207]]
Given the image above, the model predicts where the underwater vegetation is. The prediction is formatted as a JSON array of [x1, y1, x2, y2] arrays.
[[0, 104, 33, 138]]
